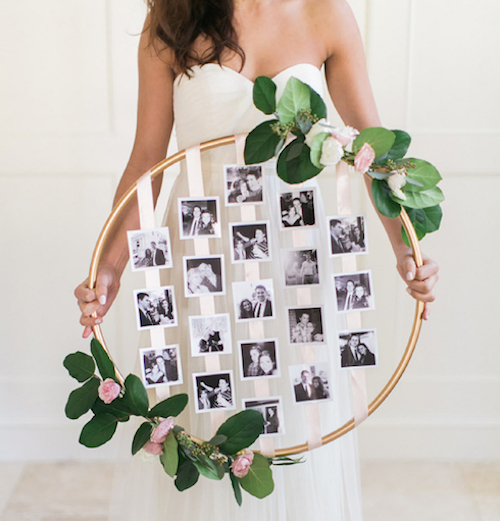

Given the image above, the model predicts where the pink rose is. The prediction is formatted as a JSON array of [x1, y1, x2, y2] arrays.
[[231, 450, 254, 478], [331, 126, 359, 147], [354, 143, 376, 174], [143, 441, 164, 456], [98, 378, 121, 404], [151, 417, 175, 444]]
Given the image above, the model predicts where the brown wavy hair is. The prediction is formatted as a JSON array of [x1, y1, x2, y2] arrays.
[[145, 0, 245, 75]]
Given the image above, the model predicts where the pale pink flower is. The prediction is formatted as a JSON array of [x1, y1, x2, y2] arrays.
[[320, 136, 344, 166], [98, 378, 121, 404], [143, 441, 164, 456], [387, 171, 407, 200], [151, 417, 175, 444], [231, 450, 254, 478], [354, 143, 376, 174], [330, 126, 359, 147]]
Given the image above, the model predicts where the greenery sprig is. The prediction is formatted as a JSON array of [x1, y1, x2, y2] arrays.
[[64, 339, 301, 505], [244, 76, 444, 243]]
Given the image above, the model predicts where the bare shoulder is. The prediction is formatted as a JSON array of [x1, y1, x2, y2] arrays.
[[138, 15, 176, 77]]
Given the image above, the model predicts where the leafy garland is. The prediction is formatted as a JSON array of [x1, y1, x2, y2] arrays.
[[244, 77, 444, 242], [64, 339, 300, 505]]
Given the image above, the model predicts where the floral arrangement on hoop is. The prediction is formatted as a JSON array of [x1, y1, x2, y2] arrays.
[[244, 76, 444, 242], [64, 339, 299, 505]]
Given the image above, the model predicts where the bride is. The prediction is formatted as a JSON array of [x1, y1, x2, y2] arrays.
[[75, 0, 438, 519]]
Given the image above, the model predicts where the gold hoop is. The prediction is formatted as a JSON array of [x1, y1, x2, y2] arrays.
[[89, 135, 424, 457]]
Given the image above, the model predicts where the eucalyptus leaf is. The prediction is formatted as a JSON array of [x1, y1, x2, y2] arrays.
[[79, 413, 117, 448], [253, 76, 277, 115], [402, 158, 442, 192], [217, 410, 264, 455], [309, 132, 329, 168], [353, 127, 395, 158], [372, 179, 401, 219], [230, 472, 243, 506], [131, 422, 153, 455], [90, 339, 116, 381], [386, 130, 411, 160], [160, 430, 179, 477], [401, 186, 445, 209], [277, 138, 322, 184], [244, 121, 281, 164], [208, 434, 228, 446], [296, 115, 312, 135], [63, 352, 95, 382], [405, 177, 424, 187], [92, 398, 130, 422], [175, 460, 200, 491], [239, 453, 274, 499], [274, 138, 285, 157], [65, 376, 100, 420], [368, 171, 391, 181], [309, 86, 327, 120], [148, 393, 188, 419], [193, 454, 224, 480], [122, 374, 149, 417], [276, 77, 310, 124], [285, 140, 305, 162]]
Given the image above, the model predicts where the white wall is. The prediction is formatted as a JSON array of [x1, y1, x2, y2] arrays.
[[0, 0, 498, 461]]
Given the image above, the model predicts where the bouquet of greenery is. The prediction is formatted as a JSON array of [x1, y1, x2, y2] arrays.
[[244, 76, 444, 243]]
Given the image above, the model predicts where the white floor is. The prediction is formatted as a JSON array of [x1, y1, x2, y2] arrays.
[[0, 461, 499, 521]]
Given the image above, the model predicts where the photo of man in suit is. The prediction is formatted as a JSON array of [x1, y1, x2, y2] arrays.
[[150, 241, 166, 266], [137, 292, 155, 327], [330, 219, 346, 254], [294, 370, 312, 402], [253, 285, 273, 318]]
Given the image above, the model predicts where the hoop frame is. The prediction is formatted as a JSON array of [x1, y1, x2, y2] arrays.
[[89, 135, 424, 457]]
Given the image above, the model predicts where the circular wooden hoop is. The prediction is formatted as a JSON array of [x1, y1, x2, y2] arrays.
[[90, 135, 424, 457]]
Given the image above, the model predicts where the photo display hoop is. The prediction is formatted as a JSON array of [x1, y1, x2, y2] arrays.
[[89, 135, 424, 457]]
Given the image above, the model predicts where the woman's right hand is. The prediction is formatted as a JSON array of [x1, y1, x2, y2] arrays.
[[74, 265, 120, 338]]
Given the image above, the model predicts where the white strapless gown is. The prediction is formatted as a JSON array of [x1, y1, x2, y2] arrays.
[[110, 63, 363, 521]]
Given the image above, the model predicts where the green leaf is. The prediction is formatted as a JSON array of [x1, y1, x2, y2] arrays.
[[148, 394, 188, 419], [309, 132, 330, 168], [387, 130, 411, 160], [372, 179, 401, 219], [217, 410, 264, 455], [406, 205, 443, 236], [207, 434, 227, 447], [122, 374, 149, 417], [193, 454, 225, 480], [160, 430, 179, 477], [63, 351, 95, 382], [239, 453, 274, 499], [90, 339, 116, 381], [286, 140, 305, 161], [253, 77, 277, 115], [175, 460, 200, 491], [79, 413, 118, 448], [92, 398, 130, 422], [353, 127, 396, 158], [402, 158, 442, 192], [276, 77, 310, 124], [131, 422, 153, 455], [368, 171, 391, 181], [65, 376, 100, 420], [230, 471, 243, 506], [401, 186, 445, 209], [244, 121, 281, 164], [277, 137, 322, 184], [274, 137, 285, 156], [309, 86, 327, 120]]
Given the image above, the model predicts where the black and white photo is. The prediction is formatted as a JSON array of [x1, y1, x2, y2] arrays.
[[289, 363, 331, 403], [127, 227, 173, 271], [283, 249, 319, 286], [338, 329, 378, 368], [239, 339, 280, 379], [183, 255, 225, 297], [333, 271, 374, 312], [243, 396, 284, 436], [193, 371, 236, 413], [230, 221, 271, 263], [224, 164, 264, 205], [139, 346, 183, 388], [328, 215, 367, 256], [134, 286, 177, 330], [232, 279, 275, 321], [288, 307, 325, 344], [178, 197, 221, 239], [188, 313, 232, 357], [279, 189, 316, 228]]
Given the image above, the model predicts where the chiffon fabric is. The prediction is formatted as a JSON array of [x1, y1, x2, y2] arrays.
[[109, 63, 363, 521]]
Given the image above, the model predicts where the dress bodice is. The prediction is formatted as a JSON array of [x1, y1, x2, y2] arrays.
[[173, 63, 324, 150]]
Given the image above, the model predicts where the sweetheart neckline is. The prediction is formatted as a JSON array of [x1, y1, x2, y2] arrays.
[[174, 62, 322, 87]]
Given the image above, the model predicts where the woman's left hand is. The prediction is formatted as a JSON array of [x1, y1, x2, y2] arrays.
[[395, 249, 439, 320]]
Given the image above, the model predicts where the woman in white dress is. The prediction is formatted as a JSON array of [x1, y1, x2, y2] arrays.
[[75, 0, 439, 519]]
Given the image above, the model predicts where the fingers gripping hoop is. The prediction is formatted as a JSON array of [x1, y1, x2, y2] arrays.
[[89, 136, 424, 457]]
